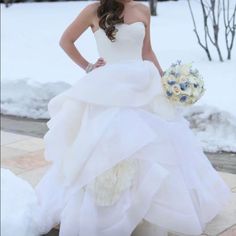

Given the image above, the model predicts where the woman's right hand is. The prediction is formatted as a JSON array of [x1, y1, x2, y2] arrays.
[[85, 57, 106, 73], [93, 57, 106, 69]]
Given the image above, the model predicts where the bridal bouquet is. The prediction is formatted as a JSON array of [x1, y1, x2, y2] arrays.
[[161, 61, 205, 106]]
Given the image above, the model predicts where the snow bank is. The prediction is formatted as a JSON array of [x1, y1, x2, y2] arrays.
[[1, 78, 70, 119], [184, 106, 236, 153]]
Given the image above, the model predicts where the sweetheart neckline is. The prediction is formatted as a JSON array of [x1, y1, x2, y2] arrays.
[[92, 21, 145, 35]]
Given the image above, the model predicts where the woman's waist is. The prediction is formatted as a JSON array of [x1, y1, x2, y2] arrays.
[[100, 55, 144, 65]]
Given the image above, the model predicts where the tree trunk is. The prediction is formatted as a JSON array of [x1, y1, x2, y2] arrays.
[[149, 0, 158, 16], [4, 0, 10, 7]]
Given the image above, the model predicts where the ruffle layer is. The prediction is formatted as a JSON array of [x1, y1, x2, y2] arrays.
[[34, 59, 231, 236]]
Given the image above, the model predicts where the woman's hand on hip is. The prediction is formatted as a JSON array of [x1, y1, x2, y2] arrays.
[[94, 57, 106, 68]]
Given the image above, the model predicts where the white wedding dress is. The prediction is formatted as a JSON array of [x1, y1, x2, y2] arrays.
[[2, 22, 231, 236]]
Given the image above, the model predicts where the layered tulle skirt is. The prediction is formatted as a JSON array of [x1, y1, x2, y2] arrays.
[[33, 59, 231, 236]]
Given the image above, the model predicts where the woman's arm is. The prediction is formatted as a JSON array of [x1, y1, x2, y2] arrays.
[[59, 3, 105, 72], [141, 5, 164, 77]]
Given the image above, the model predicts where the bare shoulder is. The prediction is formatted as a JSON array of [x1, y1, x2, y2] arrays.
[[80, 2, 100, 16], [132, 2, 150, 27], [77, 1, 100, 27], [134, 2, 150, 16]]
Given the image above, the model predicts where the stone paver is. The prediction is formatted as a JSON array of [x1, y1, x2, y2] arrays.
[[1, 146, 29, 160], [1, 130, 30, 145], [204, 193, 236, 235], [19, 165, 51, 187], [1, 130, 236, 236], [218, 172, 236, 189], [1, 131, 50, 176], [219, 225, 236, 236], [5, 137, 45, 152], [2, 149, 50, 175]]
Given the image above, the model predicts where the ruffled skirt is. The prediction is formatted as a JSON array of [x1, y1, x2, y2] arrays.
[[33, 59, 231, 236]]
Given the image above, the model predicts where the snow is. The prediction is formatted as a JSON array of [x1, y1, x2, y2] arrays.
[[1, 78, 71, 118], [184, 106, 236, 153], [1, 1, 236, 152]]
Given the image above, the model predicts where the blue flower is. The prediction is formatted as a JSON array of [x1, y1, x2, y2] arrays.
[[167, 80, 176, 85], [180, 82, 189, 91], [166, 91, 173, 97], [170, 71, 177, 76], [180, 95, 187, 102]]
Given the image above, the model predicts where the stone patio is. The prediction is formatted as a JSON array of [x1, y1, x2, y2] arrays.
[[1, 130, 236, 236]]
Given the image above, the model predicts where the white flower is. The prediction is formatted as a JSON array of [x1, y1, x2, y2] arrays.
[[178, 76, 188, 83], [179, 65, 190, 76], [172, 84, 181, 95], [87, 159, 138, 206]]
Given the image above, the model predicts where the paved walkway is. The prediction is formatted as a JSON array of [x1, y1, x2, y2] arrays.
[[1, 130, 236, 236]]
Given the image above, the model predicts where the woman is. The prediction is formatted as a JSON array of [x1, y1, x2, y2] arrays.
[[34, 0, 231, 236]]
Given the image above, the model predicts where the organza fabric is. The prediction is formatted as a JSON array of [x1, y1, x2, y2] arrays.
[[34, 59, 231, 236]]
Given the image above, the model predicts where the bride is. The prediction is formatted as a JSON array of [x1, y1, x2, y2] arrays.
[[30, 0, 232, 235]]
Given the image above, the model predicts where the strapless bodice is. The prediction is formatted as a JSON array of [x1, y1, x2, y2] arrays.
[[93, 22, 145, 64]]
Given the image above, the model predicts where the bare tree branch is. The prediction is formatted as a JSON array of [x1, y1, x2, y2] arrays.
[[187, 0, 212, 60], [223, 0, 236, 59], [187, 0, 236, 62]]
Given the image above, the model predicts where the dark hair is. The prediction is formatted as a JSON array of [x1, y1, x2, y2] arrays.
[[97, 0, 125, 41]]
